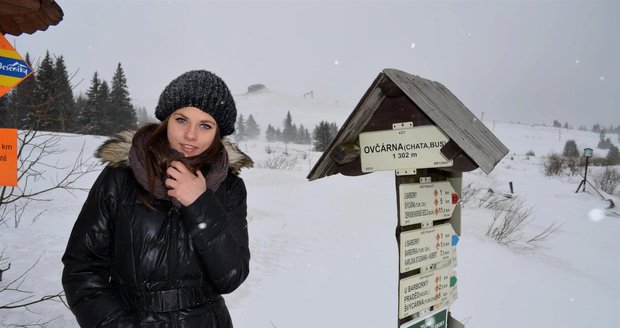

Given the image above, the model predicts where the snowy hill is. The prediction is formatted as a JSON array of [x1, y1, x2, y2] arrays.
[[235, 88, 351, 133], [1, 91, 619, 328]]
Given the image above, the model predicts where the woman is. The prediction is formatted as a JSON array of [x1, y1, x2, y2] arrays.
[[62, 70, 253, 327]]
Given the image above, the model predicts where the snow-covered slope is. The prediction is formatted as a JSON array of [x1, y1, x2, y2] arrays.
[[1, 91, 618, 328]]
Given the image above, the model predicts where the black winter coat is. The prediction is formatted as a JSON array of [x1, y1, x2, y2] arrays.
[[62, 134, 253, 328]]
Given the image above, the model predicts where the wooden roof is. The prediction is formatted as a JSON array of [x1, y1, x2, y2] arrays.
[[307, 68, 509, 181], [0, 0, 63, 36]]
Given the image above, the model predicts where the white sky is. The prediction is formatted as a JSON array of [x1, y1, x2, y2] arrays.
[[8, 0, 620, 127]]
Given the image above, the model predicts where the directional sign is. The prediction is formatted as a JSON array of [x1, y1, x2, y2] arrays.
[[399, 181, 460, 226], [400, 308, 448, 328], [0, 128, 18, 186], [400, 223, 459, 273], [358, 125, 453, 173], [0, 34, 33, 97], [399, 265, 457, 319]]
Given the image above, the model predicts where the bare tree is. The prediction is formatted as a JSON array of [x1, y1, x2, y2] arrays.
[[0, 129, 99, 228]]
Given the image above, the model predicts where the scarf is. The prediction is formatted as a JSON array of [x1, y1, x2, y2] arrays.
[[128, 132, 229, 208]]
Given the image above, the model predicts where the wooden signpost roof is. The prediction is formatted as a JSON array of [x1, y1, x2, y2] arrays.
[[0, 0, 64, 36], [307, 68, 509, 181]]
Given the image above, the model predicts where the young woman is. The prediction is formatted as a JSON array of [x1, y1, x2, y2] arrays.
[[62, 70, 253, 327]]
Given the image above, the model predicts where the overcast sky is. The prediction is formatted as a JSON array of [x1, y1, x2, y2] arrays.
[[9, 0, 619, 128]]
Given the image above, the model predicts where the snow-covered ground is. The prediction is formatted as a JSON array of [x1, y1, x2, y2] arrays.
[[1, 90, 618, 327]]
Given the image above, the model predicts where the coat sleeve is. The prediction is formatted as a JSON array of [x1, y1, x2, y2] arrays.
[[181, 175, 250, 294], [61, 167, 138, 328]]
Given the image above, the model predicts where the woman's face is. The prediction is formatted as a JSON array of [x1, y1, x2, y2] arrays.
[[167, 107, 218, 157]]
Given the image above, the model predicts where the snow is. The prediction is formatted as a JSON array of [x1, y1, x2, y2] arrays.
[[1, 91, 619, 327]]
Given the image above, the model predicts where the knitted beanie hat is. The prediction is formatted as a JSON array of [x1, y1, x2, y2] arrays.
[[155, 70, 237, 136]]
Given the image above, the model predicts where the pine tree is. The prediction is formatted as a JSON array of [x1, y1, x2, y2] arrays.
[[607, 145, 619, 165], [110, 63, 137, 133], [97, 80, 113, 135], [53, 56, 76, 132], [246, 114, 260, 139], [0, 93, 9, 128], [265, 124, 276, 142], [282, 111, 295, 143], [235, 113, 248, 141], [13, 53, 36, 129], [562, 140, 578, 157], [313, 121, 338, 151], [135, 106, 154, 126], [77, 72, 101, 134], [33, 51, 56, 130]]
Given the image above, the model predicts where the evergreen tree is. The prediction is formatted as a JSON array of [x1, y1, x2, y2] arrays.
[[282, 111, 295, 143], [608, 145, 620, 165], [110, 63, 137, 133], [562, 140, 578, 157], [265, 124, 276, 142], [33, 51, 56, 130], [296, 124, 311, 144], [563, 122, 569, 129], [0, 93, 9, 127], [313, 121, 338, 151], [235, 113, 248, 141], [135, 106, 154, 126], [77, 72, 101, 134], [97, 80, 113, 135], [53, 56, 76, 132], [13, 53, 36, 129], [275, 128, 283, 141], [246, 114, 260, 139]]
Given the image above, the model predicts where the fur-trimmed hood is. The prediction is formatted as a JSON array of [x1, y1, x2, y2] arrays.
[[95, 130, 253, 174]]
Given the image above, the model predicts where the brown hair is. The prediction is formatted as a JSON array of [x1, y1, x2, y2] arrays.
[[133, 118, 224, 206]]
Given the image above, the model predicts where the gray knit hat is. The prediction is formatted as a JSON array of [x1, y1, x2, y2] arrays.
[[155, 70, 237, 136]]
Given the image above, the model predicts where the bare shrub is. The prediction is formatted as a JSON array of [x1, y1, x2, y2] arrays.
[[459, 183, 479, 206], [527, 222, 562, 244], [593, 166, 620, 195], [525, 150, 535, 157], [485, 197, 534, 244], [256, 153, 300, 170], [543, 153, 564, 176], [565, 156, 581, 176]]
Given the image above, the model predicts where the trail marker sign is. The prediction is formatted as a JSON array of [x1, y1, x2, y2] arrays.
[[400, 308, 448, 328], [399, 181, 460, 226], [398, 263, 457, 319], [0, 34, 33, 97], [359, 125, 452, 173], [0, 129, 18, 186], [399, 223, 459, 273], [308, 68, 508, 327]]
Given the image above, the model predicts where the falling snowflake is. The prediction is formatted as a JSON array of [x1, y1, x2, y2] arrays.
[[411, 43, 416, 49], [575, 59, 580, 64], [334, 60, 339, 66], [588, 208, 605, 222], [600, 76, 605, 81]]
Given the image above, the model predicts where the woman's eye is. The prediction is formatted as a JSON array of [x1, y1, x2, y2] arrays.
[[200, 124, 212, 130], [176, 117, 187, 124]]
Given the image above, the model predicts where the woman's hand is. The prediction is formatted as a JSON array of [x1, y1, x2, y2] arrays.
[[165, 161, 207, 206]]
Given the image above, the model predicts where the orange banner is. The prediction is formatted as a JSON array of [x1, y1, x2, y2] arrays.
[[0, 128, 18, 186]]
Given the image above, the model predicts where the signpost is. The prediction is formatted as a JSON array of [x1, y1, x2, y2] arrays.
[[0, 34, 32, 187], [399, 181, 460, 226], [400, 308, 448, 328], [307, 68, 509, 328], [0, 128, 18, 186], [399, 223, 459, 273], [398, 263, 457, 319], [0, 34, 33, 97], [359, 125, 453, 173]]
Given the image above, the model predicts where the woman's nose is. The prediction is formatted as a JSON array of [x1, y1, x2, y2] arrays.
[[184, 126, 197, 140]]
